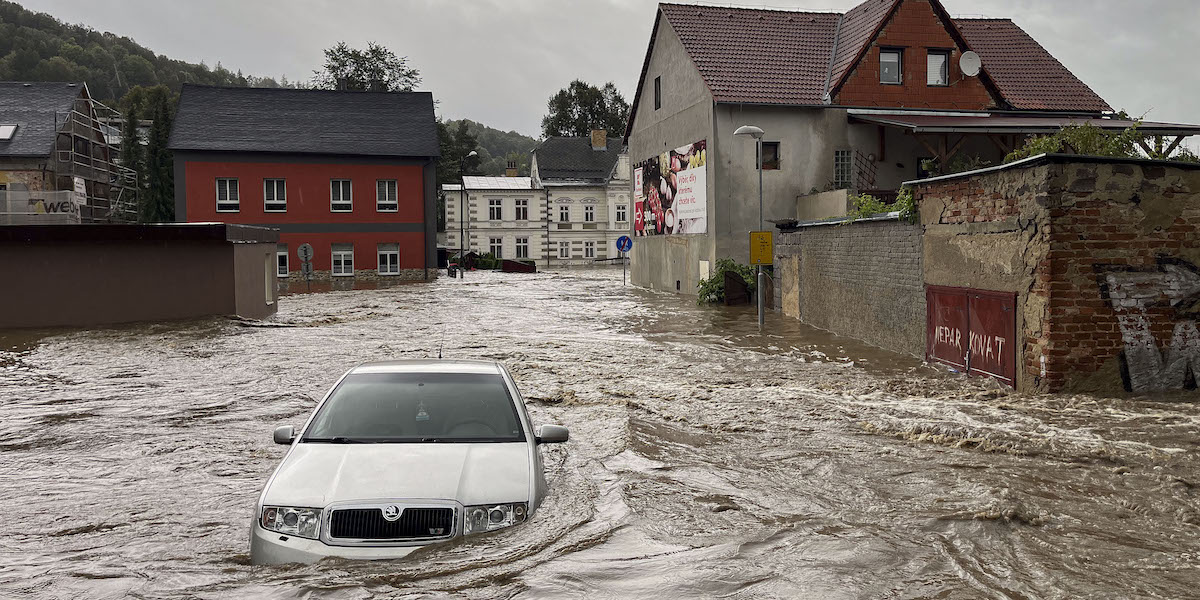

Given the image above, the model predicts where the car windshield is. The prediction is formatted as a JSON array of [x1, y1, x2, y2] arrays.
[[302, 372, 525, 443]]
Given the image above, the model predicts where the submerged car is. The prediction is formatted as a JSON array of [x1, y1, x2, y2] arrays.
[[250, 359, 569, 565]]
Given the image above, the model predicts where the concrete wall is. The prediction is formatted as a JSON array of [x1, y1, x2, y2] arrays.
[[0, 224, 278, 329], [627, 14, 716, 295], [796, 189, 852, 221], [775, 218, 926, 357]]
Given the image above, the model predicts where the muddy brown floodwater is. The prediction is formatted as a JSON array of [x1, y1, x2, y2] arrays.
[[2, 269, 1200, 599]]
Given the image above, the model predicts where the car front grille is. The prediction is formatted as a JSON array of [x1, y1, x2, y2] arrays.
[[329, 507, 454, 540]]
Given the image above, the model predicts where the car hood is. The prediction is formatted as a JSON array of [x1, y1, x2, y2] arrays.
[[263, 442, 532, 508]]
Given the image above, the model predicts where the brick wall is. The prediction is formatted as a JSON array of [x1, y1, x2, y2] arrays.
[[915, 157, 1200, 393], [834, 0, 996, 110], [775, 218, 925, 356]]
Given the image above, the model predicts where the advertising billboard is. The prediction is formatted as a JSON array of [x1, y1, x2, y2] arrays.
[[634, 139, 706, 236]]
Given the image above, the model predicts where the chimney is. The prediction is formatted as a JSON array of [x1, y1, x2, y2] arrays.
[[506, 160, 518, 177], [591, 129, 607, 151]]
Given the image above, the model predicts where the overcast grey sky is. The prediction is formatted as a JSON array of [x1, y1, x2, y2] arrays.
[[16, 0, 1200, 138]]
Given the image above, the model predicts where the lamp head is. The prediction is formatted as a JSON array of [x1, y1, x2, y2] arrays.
[[734, 125, 765, 139]]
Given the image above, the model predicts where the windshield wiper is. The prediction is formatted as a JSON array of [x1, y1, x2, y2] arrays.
[[304, 436, 372, 444]]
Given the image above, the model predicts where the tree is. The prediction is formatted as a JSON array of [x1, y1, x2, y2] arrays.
[[435, 120, 483, 232], [541, 80, 629, 139], [117, 102, 143, 214], [142, 93, 174, 222], [311, 42, 420, 92]]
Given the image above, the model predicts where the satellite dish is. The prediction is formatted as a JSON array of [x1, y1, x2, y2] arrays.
[[960, 51, 982, 77]]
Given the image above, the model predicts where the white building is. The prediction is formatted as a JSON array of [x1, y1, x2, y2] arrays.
[[444, 131, 630, 267]]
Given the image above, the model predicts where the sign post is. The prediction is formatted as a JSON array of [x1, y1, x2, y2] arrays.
[[297, 243, 314, 292], [749, 231, 773, 328], [616, 235, 633, 286]]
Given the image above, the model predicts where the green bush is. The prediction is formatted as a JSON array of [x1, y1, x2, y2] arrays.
[[697, 258, 756, 305]]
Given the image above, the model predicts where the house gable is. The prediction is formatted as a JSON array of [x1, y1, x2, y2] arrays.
[[831, 0, 1001, 110], [625, 7, 716, 142]]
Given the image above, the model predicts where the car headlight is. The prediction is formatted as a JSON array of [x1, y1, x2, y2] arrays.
[[260, 506, 321, 539], [463, 502, 527, 535]]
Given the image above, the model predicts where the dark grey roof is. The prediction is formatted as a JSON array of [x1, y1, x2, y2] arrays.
[[0, 82, 84, 158], [168, 84, 439, 158], [533, 137, 624, 183]]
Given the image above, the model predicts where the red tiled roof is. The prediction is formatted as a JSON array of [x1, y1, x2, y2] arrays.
[[955, 19, 1111, 113], [649, 1, 1109, 113], [658, 3, 839, 105], [828, 0, 899, 94]]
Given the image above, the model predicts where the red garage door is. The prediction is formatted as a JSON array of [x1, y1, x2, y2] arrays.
[[926, 286, 1017, 386]]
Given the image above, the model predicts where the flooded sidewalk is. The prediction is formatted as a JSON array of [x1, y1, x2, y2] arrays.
[[2, 269, 1198, 598]]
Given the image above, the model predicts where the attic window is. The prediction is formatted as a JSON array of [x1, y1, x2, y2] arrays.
[[0, 125, 16, 140], [927, 50, 950, 86], [880, 49, 902, 85]]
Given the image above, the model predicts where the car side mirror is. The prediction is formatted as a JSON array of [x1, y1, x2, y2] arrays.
[[273, 425, 296, 445], [535, 424, 569, 444]]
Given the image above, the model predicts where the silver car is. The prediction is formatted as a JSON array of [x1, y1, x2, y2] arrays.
[[250, 360, 569, 565]]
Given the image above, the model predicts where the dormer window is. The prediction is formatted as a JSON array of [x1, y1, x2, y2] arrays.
[[927, 50, 950, 86], [0, 124, 16, 140], [880, 49, 902, 85]]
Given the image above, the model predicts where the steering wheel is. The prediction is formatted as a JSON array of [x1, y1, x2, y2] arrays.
[[447, 420, 499, 437]]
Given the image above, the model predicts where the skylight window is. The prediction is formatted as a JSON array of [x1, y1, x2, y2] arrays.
[[0, 125, 16, 140]]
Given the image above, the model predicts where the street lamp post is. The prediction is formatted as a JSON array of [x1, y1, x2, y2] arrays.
[[459, 150, 478, 278], [734, 125, 766, 330]]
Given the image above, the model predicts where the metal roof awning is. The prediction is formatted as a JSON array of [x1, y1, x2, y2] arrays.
[[848, 112, 1200, 137]]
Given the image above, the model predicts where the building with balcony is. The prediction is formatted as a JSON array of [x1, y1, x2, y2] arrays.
[[168, 84, 439, 280], [624, 0, 1200, 294]]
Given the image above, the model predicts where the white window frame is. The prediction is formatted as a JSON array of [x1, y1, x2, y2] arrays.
[[584, 241, 595, 258], [276, 244, 288, 277], [515, 198, 528, 221], [558, 241, 570, 259], [927, 49, 949, 86], [489, 198, 502, 221], [489, 237, 503, 258], [616, 204, 627, 223], [376, 179, 398, 212], [515, 237, 529, 259], [834, 150, 853, 189], [331, 179, 352, 212], [264, 177, 286, 213], [332, 245, 354, 276], [559, 205, 570, 222], [216, 178, 239, 212], [377, 244, 399, 275], [880, 48, 903, 85], [584, 205, 595, 222]]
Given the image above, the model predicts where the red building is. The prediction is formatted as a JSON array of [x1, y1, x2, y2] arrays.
[[168, 84, 439, 280]]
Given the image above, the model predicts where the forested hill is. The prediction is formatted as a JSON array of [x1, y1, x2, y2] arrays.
[[0, 0, 290, 104], [445, 119, 539, 177]]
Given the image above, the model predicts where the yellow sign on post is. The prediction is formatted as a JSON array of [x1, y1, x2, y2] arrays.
[[750, 230, 773, 265]]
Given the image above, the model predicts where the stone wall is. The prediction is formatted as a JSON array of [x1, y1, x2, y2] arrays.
[[775, 217, 925, 357], [915, 156, 1200, 394]]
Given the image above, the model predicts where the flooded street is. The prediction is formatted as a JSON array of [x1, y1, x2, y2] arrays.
[[3, 268, 1199, 599]]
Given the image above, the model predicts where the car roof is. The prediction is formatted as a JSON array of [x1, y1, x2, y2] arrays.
[[349, 359, 504, 375]]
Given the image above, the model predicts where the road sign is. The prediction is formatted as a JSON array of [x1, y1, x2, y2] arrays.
[[301, 262, 314, 275], [616, 235, 633, 253], [749, 231, 773, 265], [297, 243, 314, 262]]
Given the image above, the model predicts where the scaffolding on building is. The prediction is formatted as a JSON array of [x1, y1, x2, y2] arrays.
[[53, 98, 138, 223]]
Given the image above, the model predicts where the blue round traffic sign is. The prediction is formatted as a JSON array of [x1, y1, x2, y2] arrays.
[[616, 235, 633, 253]]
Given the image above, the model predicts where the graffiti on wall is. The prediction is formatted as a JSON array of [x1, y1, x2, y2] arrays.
[[1097, 257, 1200, 392]]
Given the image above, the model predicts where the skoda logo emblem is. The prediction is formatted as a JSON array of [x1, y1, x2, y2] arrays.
[[382, 505, 402, 522]]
